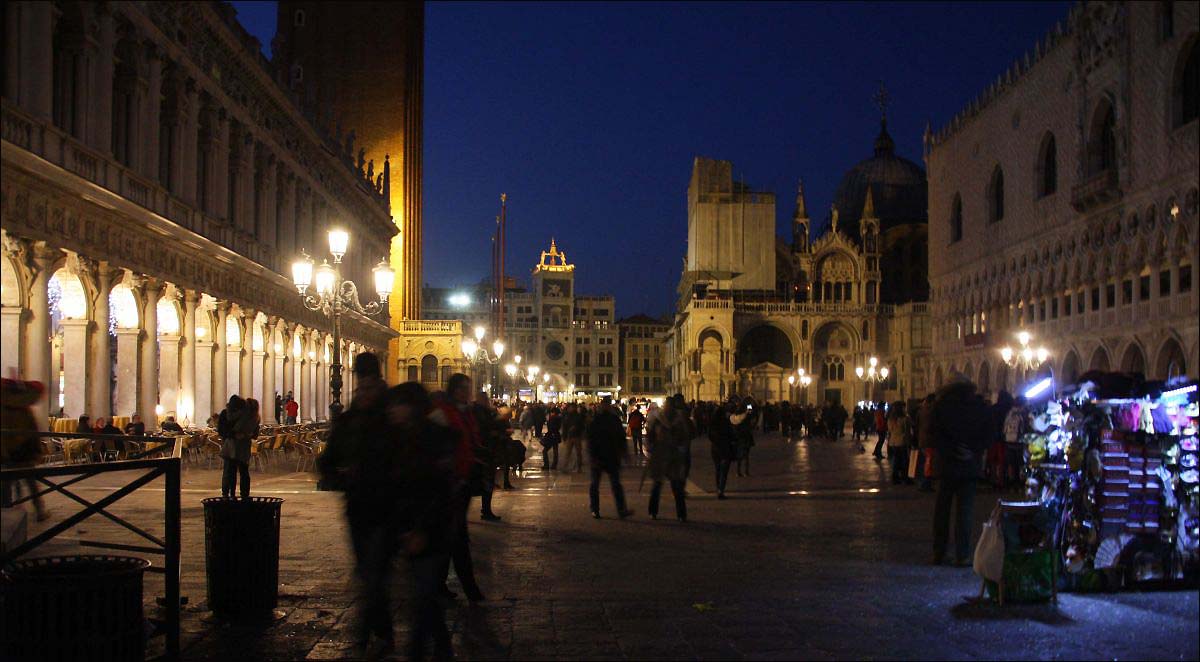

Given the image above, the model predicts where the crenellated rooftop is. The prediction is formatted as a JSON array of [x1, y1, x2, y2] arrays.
[[926, 4, 1079, 149]]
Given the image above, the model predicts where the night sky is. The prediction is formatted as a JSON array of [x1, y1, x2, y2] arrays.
[[232, 1, 1069, 317]]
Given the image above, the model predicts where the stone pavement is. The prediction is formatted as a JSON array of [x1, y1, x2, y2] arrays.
[[15, 431, 1200, 660]]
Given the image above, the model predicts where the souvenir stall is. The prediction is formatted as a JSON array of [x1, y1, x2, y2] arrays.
[[1017, 372, 1199, 593]]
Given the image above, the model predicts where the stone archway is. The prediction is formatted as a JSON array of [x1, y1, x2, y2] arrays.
[[1089, 346, 1112, 372], [1061, 350, 1081, 385], [812, 322, 856, 407], [697, 329, 725, 402], [736, 325, 794, 402], [1119, 342, 1146, 376], [1154, 337, 1188, 380]]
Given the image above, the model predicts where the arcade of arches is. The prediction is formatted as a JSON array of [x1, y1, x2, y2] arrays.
[[1, 232, 391, 428]]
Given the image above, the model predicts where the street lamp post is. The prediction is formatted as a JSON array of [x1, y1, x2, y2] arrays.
[[787, 368, 813, 404], [855, 356, 889, 403], [462, 324, 504, 395], [291, 229, 394, 418], [999, 330, 1050, 391]]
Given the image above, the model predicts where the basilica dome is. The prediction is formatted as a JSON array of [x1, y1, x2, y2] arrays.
[[832, 119, 928, 238]]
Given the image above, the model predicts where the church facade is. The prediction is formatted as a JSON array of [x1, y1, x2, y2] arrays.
[[667, 130, 932, 405]]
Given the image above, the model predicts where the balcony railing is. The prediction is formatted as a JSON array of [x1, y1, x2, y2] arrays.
[[397, 320, 461, 334], [688, 299, 895, 316]]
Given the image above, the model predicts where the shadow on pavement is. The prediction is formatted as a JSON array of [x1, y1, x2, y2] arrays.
[[950, 599, 1076, 625]]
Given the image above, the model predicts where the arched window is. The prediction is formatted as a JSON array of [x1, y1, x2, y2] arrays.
[[1088, 101, 1117, 175], [1174, 38, 1199, 127], [950, 194, 963, 243], [420, 355, 438, 384], [1037, 133, 1057, 197], [988, 166, 1005, 222]]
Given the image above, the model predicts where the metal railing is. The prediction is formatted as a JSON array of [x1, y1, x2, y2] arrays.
[[0, 430, 182, 660]]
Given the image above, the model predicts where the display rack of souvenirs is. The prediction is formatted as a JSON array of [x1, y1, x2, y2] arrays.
[[1020, 371, 1198, 592]]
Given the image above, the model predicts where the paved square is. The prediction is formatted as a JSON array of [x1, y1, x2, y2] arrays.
[[19, 432, 1200, 660]]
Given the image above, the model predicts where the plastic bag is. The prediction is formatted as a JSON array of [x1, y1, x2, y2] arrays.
[[973, 506, 1004, 583]]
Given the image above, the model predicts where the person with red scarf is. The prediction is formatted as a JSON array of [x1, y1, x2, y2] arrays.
[[432, 373, 486, 602]]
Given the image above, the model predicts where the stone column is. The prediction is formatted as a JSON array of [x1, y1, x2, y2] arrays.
[[278, 172, 297, 264], [263, 317, 278, 422], [212, 302, 229, 409], [281, 323, 295, 407], [227, 125, 246, 232], [180, 291, 198, 425], [301, 335, 313, 421], [213, 110, 231, 221], [0, 307, 21, 377], [180, 79, 200, 205], [159, 332, 180, 421], [259, 154, 277, 242], [161, 72, 184, 196], [136, 278, 162, 429], [241, 140, 258, 235], [60, 319, 89, 418], [88, 263, 116, 418], [114, 328, 140, 418], [92, 6, 115, 154], [143, 46, 163, 182], [239, 309, 255, 399], [23, 1, 54, 120], [25, 243, 59, 423], [195, 338, 214, 425]]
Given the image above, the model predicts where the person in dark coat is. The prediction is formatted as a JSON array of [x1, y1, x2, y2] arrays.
[[318, 354, 395, 654], [586, 396, 632, 519], [646, 394, 694, 521], [542, 406, 561, 471], [708, 403, 737, 499], [731, 401, 756, 476], [217, 396, 258, 497], [931, 376, 993, 566], [471, 392, 504, 521]]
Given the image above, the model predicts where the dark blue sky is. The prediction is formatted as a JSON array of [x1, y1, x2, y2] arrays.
[[232, 1, 1069, 317]]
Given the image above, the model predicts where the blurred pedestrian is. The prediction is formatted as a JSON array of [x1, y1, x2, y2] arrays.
[[931, 376, 992, 566], [434, 374, 486, 602], [1, 378, 48, 520], [628, 405, 646, 458], [731, 402, 755, 477], [561, 403, 585, 473], [708, 402, 737, 499], [587, 396, 632, 519], [646, 394, 693, 522], [886, 402, 911, 484], [317, 353, 397, 656], [471, 392, 504, 521], [542, 405, 561, 471]]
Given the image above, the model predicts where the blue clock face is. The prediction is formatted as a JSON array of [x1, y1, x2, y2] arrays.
[[545, 341, 565, 361]]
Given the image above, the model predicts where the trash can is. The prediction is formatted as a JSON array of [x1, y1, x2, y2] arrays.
[[0, 555, 151, 662], [203, 496, 283, 618]]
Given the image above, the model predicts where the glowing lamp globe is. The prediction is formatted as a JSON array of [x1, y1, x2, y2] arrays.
[[328, 229, 349, 263], [291, 252, 314, 293], [373, 259, 395, 302], [314, 260, 336, 296]]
